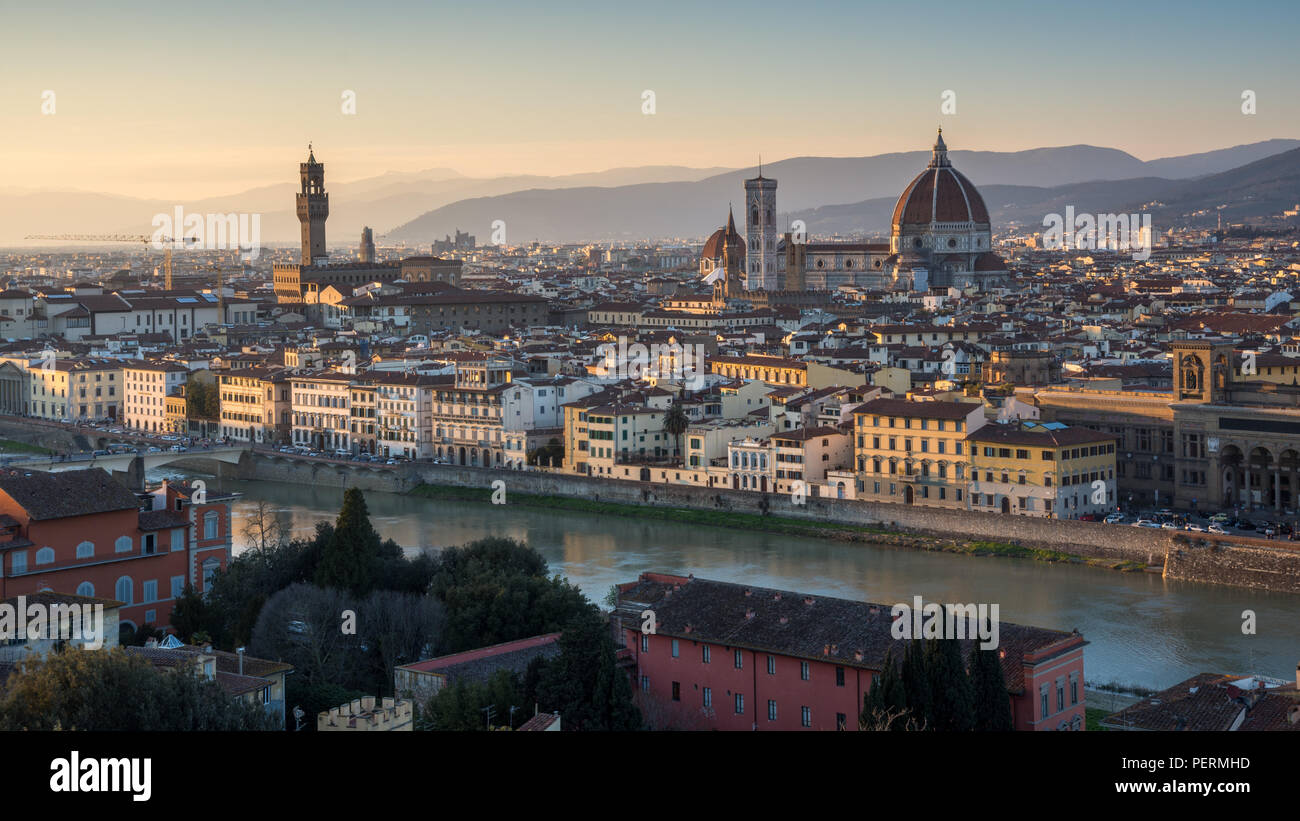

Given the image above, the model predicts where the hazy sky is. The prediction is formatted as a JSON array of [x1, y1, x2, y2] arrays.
[[2, 0, 1297, 199]]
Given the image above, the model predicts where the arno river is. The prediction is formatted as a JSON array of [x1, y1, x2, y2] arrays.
[[158, 469, 1300, 693]]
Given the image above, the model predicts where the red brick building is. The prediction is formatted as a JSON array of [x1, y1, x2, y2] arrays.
[[0, 470, 233, 634], [613, 573, 1087, 731]]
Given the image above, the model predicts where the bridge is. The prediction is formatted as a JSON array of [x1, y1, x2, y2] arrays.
[[1, 446, 247, 477]]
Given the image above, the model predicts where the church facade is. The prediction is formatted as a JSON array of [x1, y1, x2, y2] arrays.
[[701, 130, 1009, 298]]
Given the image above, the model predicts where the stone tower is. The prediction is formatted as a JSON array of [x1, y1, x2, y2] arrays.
[[716, 207, 743, 302], [744, 167, 778, 291], [1172, 339, 1236, 403], [297, 145, 329, 266], [359, 226, 376, 263]]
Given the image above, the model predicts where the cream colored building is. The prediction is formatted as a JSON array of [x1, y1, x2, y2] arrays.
[[318, 696, 413, 732], [123, 361, 188, 433]]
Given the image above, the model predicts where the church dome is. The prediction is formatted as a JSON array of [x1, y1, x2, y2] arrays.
[[700, 208, 745, 262], [891, 129, 990, 229]]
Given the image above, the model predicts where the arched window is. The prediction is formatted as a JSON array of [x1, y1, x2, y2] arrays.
[[35, 547, 55, 565], [76, 540, 94, 559], [77, 582, 95, 597], [115, 576, 133, 605], [115, 535, 132, 553]]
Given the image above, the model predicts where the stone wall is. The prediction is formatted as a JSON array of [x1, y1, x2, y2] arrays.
[[234, 454, 1300, 594]]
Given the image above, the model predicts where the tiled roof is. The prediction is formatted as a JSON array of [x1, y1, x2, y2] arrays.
[[0, 469, 141, 521]]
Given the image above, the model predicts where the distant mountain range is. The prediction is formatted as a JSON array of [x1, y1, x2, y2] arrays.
[[6, 139, 1297, 247], [385, 139, 1300, 243]]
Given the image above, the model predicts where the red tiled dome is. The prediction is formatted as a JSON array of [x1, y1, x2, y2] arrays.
[[891, 130, 990, 228], [891, 166, 990, 228]]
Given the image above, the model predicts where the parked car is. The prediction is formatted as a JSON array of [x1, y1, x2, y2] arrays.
[[1132, 519, 1159, 528], [1208, 523, 1228, 535], [1184, 523, 1205, 532], [1161, 522, 1179, 530], [1104, 513, 1125, 524]]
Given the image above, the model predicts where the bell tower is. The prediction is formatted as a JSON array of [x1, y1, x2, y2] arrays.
[[744, 163, 778, 291], [1172, 339, 1235, 403], [297, 145, 329, 266]]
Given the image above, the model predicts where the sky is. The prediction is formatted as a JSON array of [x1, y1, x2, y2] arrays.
[[2, 0, 1298, 199]]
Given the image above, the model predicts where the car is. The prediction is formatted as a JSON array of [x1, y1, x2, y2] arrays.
[[1079, 513, 1099, 522], [146, 446, 161, 453], [1104, 514, 1125, 524], [386, 459, 397, 465], [1132, 519, 1158, 528], [1208, 523, 1228, 535], [1209, 513, 1230, 523], [1184, 523, 1205, 532], [1237, 520, 1258, 531], [169, 445, 187, 453], [1161, 522, 1178, 530]]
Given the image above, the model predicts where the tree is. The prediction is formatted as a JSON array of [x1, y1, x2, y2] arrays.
[[357, 589, 445, 694], [662, 402, 690, 462], [924, 636, 975, 732], [534, 609, 641, 731], [422, 670, 522, 731], [969, 645, 1014, 731], [242, 499, 288, 554], [0, 648, 278, 731], [900, 638, 932, 730], [861, 646, 908, 729], [315, 488, 396, 596], [428, 537, 590, 654], [249, 583, 361, 688]]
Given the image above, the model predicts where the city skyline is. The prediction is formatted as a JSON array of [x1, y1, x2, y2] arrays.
[[2, 0, 1298, 199]]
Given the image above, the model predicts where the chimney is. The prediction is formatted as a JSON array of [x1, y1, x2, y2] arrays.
[[745, 609, 755, 620]]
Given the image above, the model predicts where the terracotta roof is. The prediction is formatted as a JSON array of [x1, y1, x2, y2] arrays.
[[0, 469, 140, 521]]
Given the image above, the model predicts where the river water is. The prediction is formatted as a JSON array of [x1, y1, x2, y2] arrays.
[[157, 469, 1300, 692]]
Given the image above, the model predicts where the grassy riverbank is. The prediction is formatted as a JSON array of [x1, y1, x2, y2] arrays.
[[408, 483, 1148, 573]]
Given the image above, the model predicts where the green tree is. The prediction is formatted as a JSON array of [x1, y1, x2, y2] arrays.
[[315, 488, 396, 596], [662, 402, 690, 461], [969, 645, 1014, 731], [900, 638, 932, 730], [0, 648, 278, 731], [422, 670, 522, 731], [534, 609, 641, 731], [862, 646, 910, 730], [924, 636, 975, 732]]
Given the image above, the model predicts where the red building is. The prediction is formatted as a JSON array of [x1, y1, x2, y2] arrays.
[[0, 470, 233, 634], [613, 573, 1087, 731]]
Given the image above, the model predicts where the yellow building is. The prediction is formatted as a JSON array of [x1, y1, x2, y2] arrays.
[[966, 423, 1117, 519], [709, 354, 858, 390], [318, 696, 413, 732], [852, 397, 986, 507]]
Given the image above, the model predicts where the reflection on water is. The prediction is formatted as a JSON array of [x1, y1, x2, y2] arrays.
[[159, 469, 1300, 692]]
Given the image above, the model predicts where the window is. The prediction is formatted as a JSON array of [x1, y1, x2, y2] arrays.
[[76, 540, 94, 559], [671, 639, 679, 658], [703, 687, 712, 709], [1071, 677, 1079, 705], [203, 511, 219, 540], [115, 535, 132, 553], [116, 576, 134, 605], [143, 580, 157, 603], [767, 700, 777, 721], [800, 661, 810, 681], [171, 529, 185, 551], [1041, 687, 1050, 718], [671, 681, 680, 702], [734, 693, 744, 714], [734, 649, 743, 669], [641, 634, 649, 652], [801, 706, 812, 728], [1057, 681, 1065, 712], [201, 558, 219, 590], [702, 644, 710, 664], [836, 666, 845, 687], [171, 576, 185, 598], [11, 551, 26, 574], [76, 582, 94, 597], [767, 655, 775, 675], [35, 547, 55, 565], [836, 712, 847, 730], [143, 533, 156, 555], [641, 675, 649, 692]]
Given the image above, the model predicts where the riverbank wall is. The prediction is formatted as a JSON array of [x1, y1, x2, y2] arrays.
[[218, 452, 1300, 594]]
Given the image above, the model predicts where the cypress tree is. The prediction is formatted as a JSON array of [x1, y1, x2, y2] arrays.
[[862, 647, 907, 728], [314, 488, 381, 595], [900, 638, 932, 730], [969, 645, 1014, 731], [925, 635, 975, 732]]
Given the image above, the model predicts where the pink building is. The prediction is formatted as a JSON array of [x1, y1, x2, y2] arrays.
[[613, 573, 1087, 731]]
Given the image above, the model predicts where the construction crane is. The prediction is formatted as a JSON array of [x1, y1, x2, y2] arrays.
[[23, 233, 199, 289]]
